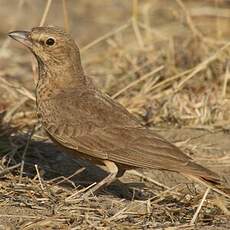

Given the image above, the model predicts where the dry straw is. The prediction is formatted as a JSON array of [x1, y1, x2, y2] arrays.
[[0, 0, 229, 228]]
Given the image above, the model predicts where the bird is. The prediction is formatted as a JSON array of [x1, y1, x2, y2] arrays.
[[8, 26, 229, 197]]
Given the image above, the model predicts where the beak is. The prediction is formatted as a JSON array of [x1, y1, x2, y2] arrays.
[[8, 31, 32, 48]]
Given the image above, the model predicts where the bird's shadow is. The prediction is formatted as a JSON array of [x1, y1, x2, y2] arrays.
[[2, 132, 150, 200]]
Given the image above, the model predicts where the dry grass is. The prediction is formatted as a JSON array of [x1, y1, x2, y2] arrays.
[[0, 0, 230, 229]]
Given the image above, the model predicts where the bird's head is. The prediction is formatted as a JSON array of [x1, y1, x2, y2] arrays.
[[8, 26, 80, 66]]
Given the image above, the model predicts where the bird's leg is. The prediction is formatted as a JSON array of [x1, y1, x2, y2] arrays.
[[82, 160, 118, 198]]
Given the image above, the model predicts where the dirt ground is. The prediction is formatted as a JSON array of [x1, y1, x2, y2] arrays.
[[0, 128, 229, 229], [0, 0, 230, 229]]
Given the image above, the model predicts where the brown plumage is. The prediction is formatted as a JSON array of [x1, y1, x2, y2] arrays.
[[8, 26, 228, 197]]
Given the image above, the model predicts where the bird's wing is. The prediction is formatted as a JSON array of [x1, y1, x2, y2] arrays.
[[42, 89, 140, 160], [44, 90, 220, 183]]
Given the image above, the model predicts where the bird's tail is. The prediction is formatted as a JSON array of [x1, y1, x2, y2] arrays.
[[182, 172, 230, 199]]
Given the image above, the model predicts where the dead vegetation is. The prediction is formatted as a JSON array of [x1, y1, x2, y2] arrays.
[[0, 0, 230, 229]]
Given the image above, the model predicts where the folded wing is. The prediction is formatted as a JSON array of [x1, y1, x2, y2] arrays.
[[44, 89, 221, 185]]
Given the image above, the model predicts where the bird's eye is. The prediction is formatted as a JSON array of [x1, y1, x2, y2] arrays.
[[45, 38, 55, 46]]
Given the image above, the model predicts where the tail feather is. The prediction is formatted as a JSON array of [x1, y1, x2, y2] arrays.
[[172, 159, 230, 198], [182, 173, 230, 199]]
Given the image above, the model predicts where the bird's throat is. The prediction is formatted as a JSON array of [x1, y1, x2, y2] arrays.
[[35, 61, 89, 106]]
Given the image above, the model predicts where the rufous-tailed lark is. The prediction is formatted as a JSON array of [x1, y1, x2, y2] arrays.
[[9, 26, 229, 198]]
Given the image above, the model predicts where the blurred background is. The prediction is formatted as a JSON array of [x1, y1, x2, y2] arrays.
[[0, 0, 230, 229]]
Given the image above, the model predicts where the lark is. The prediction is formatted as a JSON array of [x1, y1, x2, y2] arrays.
[[9, 26, 229, 197]]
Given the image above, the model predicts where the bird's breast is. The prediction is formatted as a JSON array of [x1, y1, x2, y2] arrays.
[[36, 78, 57, 124]]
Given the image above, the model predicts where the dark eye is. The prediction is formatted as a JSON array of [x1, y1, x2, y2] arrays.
[[46, 38, 55, 46]]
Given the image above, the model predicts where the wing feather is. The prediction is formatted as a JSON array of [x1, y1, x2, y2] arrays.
[[42, 89, 220, 182]]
